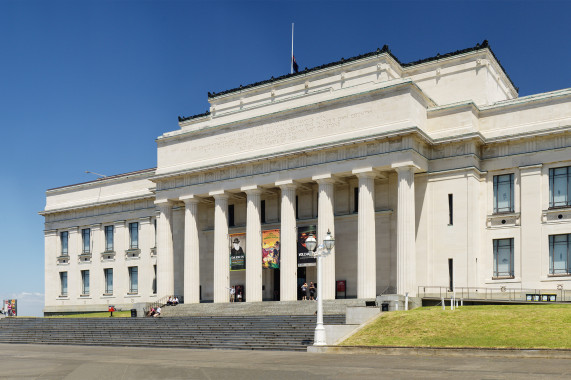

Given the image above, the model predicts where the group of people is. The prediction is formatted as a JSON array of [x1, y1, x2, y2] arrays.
[[166, 296, 179, 306], [300, 282, 316, 300], [146, 306, 162, 317], [229, 286, 243, 302]]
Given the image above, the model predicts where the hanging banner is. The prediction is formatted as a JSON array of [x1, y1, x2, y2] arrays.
[[262, 229, 280, 269], [297, 225, 317, 267], [229, 233, 246, 271]]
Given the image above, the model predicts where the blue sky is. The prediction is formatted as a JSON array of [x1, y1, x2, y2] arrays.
[[1, 0, 569, 316]]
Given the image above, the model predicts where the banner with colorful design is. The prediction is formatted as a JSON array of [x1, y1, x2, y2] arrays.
[[262, 229, 280, 269]]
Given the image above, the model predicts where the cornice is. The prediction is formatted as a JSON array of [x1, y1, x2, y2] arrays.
[[39, 194, 156, 216]]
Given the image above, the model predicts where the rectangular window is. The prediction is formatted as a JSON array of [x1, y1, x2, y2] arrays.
[[152, 265, 157, 294], [81, 270, 90, 295], [104, 268, 113, 295], [448, 258, 454, 291], [153, 219, 157, 247], [228, 204, 235, 227], [493, 174, 514, 213], [354, 187, 359, 213], [549, 234, 571, 275], [128, 266, 138, 294], [549, 167, 571, 208], [60, 231, 69, 256], [261, 200, 266, 224], [448, 194, 453, 225], [129, 222, 139, 249], [493, 238, 514, 278], [104, 225, 114, 251], [60, 272, 68, 296], [81, 228, 91, 253]]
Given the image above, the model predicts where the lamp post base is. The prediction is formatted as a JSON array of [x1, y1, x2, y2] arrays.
[[314, 324, 326, 346]]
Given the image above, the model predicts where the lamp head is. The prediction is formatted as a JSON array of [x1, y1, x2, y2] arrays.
[[305, 234, 317, 252], [323, 229, 335, 250]]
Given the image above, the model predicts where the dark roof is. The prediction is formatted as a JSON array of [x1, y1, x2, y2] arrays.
[[178, 40, 517, 122]]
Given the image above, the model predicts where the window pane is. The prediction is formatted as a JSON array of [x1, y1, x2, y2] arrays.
[[82, 229, 90, 253], [494, 174, 513, 212], [494, 238, 513, 277], [61, 232, 68, 255], [60, 272, 68, 296], [551, 235, 568, 274], [105, 269, 113, 294], [129, 223, 139, 249], [105, 226, 114, 251], [129, 267, 138, 293]]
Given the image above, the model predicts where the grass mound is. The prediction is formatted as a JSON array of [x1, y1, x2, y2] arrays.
[[342, 304, 571, 349]]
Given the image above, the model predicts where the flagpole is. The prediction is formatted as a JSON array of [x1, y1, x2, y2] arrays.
[[291, 23, 294, 74]]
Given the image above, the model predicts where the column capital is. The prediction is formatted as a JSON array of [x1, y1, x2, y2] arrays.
[[113, 220, 126, 228], [90, 223, 102, 230], [391, 161, 422, 173], [275, 179, 297, 190], [352, 167, 379, 179], [180, 194, 201, 204], [209, 190, 229, 200], [312, 173, 336, 184], [241, 185, 262, 195], [139, 216, 153, 225], [154, 199, 172, 207]]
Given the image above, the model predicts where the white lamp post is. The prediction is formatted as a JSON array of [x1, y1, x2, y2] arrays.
[[305, 229, 335, 346]]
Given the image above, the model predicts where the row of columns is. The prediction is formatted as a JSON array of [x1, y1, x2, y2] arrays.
[[155, 165, 417, 302]]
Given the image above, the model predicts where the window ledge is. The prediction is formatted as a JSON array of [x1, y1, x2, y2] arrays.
[[79, 295, 91, 299], [542, 208, 571, 223], [126, 293, 140, 297], [57, 296, 69, 299], [101, 294, 114, 298], [486, 213, 520, 228], [125, 249, 141, 259], [485, 277, 520, 284], [56, 255, 70, 264]]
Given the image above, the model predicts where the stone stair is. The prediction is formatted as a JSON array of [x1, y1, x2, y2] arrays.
[[0, 315, 346, 351], [161, 299, 373, 317]]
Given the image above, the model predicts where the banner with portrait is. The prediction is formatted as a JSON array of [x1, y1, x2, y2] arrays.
[[229, 233, 246, 271], [297, 225, 317, 267], [262, 229, 280, 269]]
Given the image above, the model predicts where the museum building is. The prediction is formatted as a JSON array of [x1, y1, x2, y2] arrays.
[[42, 41, 571, 314]]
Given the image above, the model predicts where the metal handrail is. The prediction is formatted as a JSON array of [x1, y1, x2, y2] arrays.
[[418, 286, 569, 302]]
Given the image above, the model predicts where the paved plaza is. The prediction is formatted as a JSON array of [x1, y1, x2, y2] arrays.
[[1, 343, 570, 379]]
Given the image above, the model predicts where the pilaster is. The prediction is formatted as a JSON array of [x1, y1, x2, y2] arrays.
[[394, 165, 416, 296], [155, 200, 174, 297]]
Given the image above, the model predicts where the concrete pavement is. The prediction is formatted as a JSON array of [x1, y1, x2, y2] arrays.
[[1, 343, 570, 379]]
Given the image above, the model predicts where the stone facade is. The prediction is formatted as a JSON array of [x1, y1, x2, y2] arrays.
[[42, 42, 571, 313]]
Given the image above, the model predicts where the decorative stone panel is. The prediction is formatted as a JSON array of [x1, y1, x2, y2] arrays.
[[542, 208, 571, 224], [486, 213, 521, 228]]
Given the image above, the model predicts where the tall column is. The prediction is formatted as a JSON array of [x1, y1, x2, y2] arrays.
[[395, 166, 416, 296], [354, 170, 376, 299], [276, 180, 297, 301], [181, 195, 200, 304], [211, 191, 229, 303], [242, 186, 262, 302], [314, 175, 336, 300], [155, 200, 174, 298]]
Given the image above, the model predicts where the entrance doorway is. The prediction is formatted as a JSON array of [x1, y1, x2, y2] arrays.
[[273, 269, 280, 300], [297, 267, 306, 300]]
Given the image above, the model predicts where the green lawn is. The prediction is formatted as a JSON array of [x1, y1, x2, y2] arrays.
[[342, 304, 571, 349], [49, 311, 132, 318]]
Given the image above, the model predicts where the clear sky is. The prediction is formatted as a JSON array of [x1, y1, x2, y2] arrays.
[[1, 0, 569, 316]]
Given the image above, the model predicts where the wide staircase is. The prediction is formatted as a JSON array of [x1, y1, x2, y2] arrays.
[[161, 299, 372, 317], [0, 315, 345, 351]]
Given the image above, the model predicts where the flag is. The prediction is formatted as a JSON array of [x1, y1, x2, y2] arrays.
[[292, 55, 299, 73]]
